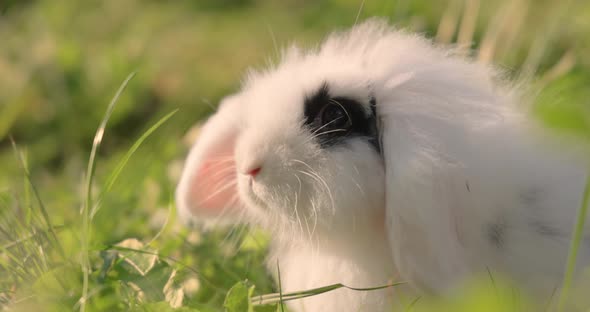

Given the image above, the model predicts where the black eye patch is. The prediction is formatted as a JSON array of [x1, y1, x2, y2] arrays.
[[303, 83, 380, 152]]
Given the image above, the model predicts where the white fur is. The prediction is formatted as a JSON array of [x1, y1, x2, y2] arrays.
[[176, 20, 590, 311]]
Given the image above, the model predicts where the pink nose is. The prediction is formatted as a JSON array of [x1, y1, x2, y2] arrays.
[[247, 167, 262, 177]]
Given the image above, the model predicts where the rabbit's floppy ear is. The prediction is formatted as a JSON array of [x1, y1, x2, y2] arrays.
[[176, 95, 242, 222], [379, 89, 470, 291]]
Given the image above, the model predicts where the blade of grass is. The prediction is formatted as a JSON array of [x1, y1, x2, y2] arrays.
[[435, 0, 462, 44], [486, 266, 499, 300], [0, 247, 37, 277], [1, 225, 65, 250], [0, 91, 28, 141], [9, 139, 65, 259], [517, 0, 573, 82], [251, 281, 405, 305], [405, 296, 421, 311], [544, 287, 558, 312], [90, 109, 178, 219], [145, 198, 173, 247], [80, 72, 135, 312], [22, 150, 32, 226], [74, 285, 106, 311], [2, 206, 46, 259], [276, 260, 284, 312], [557, 172, 590, 312], [456, 0, 480, 53]]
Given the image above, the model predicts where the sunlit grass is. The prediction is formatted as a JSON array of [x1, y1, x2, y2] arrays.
[[0, 0, 589, 311], [558, 175, 590, 312], [79, 72, 136, 311]]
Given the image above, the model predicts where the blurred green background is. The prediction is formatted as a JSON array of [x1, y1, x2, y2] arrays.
[[0, 0, 589, 311]]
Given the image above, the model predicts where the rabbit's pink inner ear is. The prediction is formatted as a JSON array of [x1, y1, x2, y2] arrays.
[[187, 145, 240, 217]]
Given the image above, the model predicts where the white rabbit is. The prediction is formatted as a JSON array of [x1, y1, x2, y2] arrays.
[[176, 19, 590, 311]]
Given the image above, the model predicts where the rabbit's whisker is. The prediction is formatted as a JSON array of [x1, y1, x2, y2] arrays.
[[207, 165, 236, 180], [297, 169, 336, 217], [312, 128, 348, 138], [196, 180, 237, 206]]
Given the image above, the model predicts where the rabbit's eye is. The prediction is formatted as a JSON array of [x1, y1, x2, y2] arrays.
[[320, 102, 352, 131], [304, 83, 380, 152]]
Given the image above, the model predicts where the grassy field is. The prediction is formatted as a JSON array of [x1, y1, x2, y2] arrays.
[[1, 0, 590, 311]]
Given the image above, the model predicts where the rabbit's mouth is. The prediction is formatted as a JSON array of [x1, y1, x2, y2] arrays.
[[236, 164, 313, 218], [243, 177, 267, 207], [239, 173, 293, 215]]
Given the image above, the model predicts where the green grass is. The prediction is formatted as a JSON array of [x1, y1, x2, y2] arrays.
[[1, 0, 590, 311]]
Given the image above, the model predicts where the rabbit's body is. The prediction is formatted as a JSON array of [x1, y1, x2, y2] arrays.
[[176, 20, 590, 311], [385, 114, 588, 293], [266, 224, 397, 311]]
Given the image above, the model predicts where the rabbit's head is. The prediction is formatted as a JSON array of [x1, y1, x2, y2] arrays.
[[176, 19, 506, 241]]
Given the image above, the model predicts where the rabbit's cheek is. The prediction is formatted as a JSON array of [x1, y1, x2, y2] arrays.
[[235, 158, 298, 211]]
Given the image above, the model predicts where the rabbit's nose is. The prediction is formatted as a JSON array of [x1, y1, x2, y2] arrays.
[[247, 167, 262, 177], [238, 154, 265, 177]]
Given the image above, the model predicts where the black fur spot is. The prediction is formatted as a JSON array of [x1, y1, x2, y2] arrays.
[[529, 220, 562, 237], [303, 83, 380, 152], [520, 189, 542, 207], [487, 219, 507, 249]]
